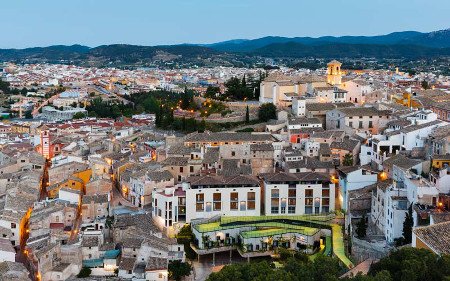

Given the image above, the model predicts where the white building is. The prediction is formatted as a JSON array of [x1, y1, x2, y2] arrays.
[[184, 175, 260, 221], [152, 175, 261, 235], [337, 166, 378, 211], [371, 179, 409, 243], [261, 172, 335, 215], [0, 238, 15, 262], [342, 79, 374, 104]]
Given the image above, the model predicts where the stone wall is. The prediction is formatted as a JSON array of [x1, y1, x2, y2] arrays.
[[351, 236, 391, 263]]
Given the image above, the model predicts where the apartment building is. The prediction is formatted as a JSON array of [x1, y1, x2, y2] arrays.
[[261, 172, 335, 215], [326, 106, 391, 135]]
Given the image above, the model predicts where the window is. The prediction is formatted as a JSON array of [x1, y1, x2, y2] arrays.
[[368, 121, 373, 128], [305, 189, 313, 197], [271, 197, 279, 214], [305, 198, 313, 206], [190, 166, 194, 173], [271, 189, 279, 198], [349, 122, 353, 128], [231, 151, 236, 156], [213, 193, 221, 211], [359, 121, 363, 129], [322, 189, 330, 197], [230, 192, 238, 210], [179, 167, 183, 173], [247, 192, 256, 210], [288, 206, 296, 214], [288, 188, 296, 198], [196, 193, 204, 211]]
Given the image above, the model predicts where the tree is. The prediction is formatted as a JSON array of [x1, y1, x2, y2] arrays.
[[198, 119, 206, 133], [224, 77, 252, 101], [421, 80, 430, 90], [355, 214, 368, 238], [278, 248, 294, 261], [176, 225, 197, 260], [402, 204, 413, 244], [181, 116, 187, 131], [343, 153, 354, 166], [20, 87, 28, 96], [77, 268, 91, 278], [205, 86, 220, 99], [24, 110, 33, 119], [369, 248, 447, 281], [73, 112, 86, 119], [245, 105, 250, 123], [168, 260, 192, 281], [181, 87, 193, 110], [155, 105, 163, 127], [258, 103, 277, 122]]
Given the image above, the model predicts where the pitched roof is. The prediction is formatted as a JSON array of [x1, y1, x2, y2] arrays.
[[146, 257, 168, 271], [119, 257, 136, 271], [81, 236, 99, 248], [185, 132, 274, 143], [250, 143, 274, 151], [161, 157, 189, 167], [382, 154, 422, 170], [187, 174, 259, 186], [337, 107, 390, 117], [261, 171, 330, 183], [306, 103, 336, 112], [330, 138, 360, 152], [203, 147, 219, 164], [288, 117, 322, 125], [414, 221, 450, 255], [400, 120, 442, 134]]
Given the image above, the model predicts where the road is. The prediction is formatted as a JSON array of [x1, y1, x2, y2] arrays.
[[32, 93, 60, 117], [111, 178, 135, 208]]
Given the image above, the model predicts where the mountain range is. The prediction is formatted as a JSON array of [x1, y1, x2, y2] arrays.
[[0, 29, 449, 65], [203, 29, 450, 51]]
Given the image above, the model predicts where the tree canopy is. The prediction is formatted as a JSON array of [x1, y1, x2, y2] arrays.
[[258, 103, 277, 122], [208, 248, 450, 281], [168, 260, 192, 281]]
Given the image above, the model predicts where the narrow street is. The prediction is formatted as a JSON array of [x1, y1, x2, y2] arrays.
[[111, 177, 136, 208], [69, 206, 82, 242], [39, 159, 50, 201]]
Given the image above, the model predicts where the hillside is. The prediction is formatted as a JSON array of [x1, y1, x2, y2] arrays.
[[252, 42, 450, 59], [0, 29, 448, 65], [206, 29, 450, 52]]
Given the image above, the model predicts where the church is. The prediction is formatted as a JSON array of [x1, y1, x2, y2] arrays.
[[258, 60, 375, 109]]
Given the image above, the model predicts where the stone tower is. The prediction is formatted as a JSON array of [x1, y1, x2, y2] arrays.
[[327, 60, 342, 86]]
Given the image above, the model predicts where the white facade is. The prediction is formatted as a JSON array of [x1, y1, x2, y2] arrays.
[[342, 80, 373, 104], [185, 182, 260, 222], [58, 189, 81, 205], [262, 172, 335, 216], [370, 181, 408, 243], [292, 98, 306, 117], [0, 238, 15, 262], [338, 168, 378, 211]]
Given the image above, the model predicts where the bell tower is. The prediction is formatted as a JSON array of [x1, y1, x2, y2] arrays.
[[327, 60, 342, 86]]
